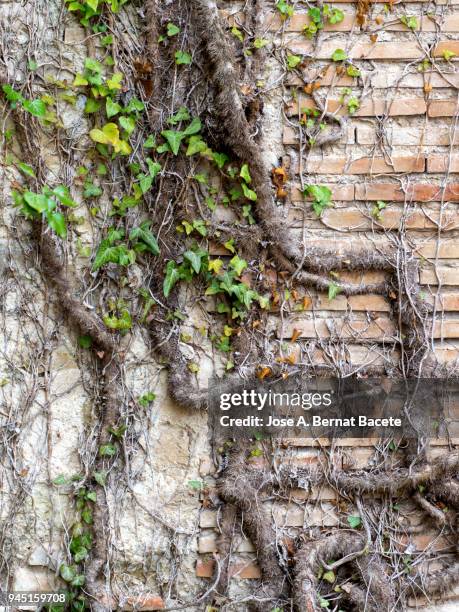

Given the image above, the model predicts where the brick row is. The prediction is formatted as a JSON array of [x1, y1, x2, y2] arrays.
[[287, 97, 427, 117], [289, 40, 459, 60], [281, 290, 459, 313], [293, 156, 426, 174], [287, 65, 459, 89], [292, 155, 459, 174], [266, 12, 459, 32], [292, 182, 459, 202], [288, 97, 459, 118], [289, 206, 459, 232], [355, 126, 459, 147], [284, 125, 356, 145], [279, 315, 459, 339]]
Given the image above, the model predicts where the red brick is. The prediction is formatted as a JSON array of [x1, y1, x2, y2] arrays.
[[356, 126, 459, 147], [421, 267, 459, 285], [196, 560, 262, 580], [283, 125, 355, 145], [279, 316, 396, 341], [266, 12, 355, 32], [354, 182, 459, 202], [428, 100, 459, 117], [315, 207, 459, 232], [427, 155, 459, 173], [299, 156, 425, 174], [290, 40, 425, 60], [433, 41, 459, 58], [291, 183, 355, 201], [288, 97, 426, 117]]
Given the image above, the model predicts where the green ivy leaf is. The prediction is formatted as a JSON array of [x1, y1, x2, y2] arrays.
[[163, 260, 181, 297], [161, 129, 184, 155], [328, 282, 342, 301], [167, 22, 180, 36], [241, 182, 257, 201], [106, 72, 123, 90], [22, 99, 47, 117], [129, 222, 160, 256], [183, 250, 203, 274], [331, 48, 347, 62], [119, 115, 136, 135], [167, 107, 190, 125], [212, 152, 229, 169], [17, 162, 36, 178], [93, 470, 107, 486], [287, 54, 302, 69], [183, 117, 202, 136], [85, 98, 101, 114], [78, 335, 92, 349], [229, 255, 248, 276], [99, 444, 117, 457], [144, 134, 156, 148], [347, 515, 362, 529], [106, 97, 122, 118], [240, 163, 252, 183], [124, 97, 145, 113], [304, 184, 333, 216], [175, 50, 192, 65], [60, 564, 77, 583], [51, 185, 77, 207], [2, 84, 23, 104], [45, 211, 67, 238]]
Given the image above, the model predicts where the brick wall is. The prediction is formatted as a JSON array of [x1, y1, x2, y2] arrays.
[[197, 2, 459, 608]]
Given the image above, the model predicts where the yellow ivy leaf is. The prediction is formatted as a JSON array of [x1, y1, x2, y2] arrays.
[[208, 258, 223, 274]]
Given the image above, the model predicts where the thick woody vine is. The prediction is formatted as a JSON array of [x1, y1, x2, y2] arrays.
[[1, 0, 458, 610]]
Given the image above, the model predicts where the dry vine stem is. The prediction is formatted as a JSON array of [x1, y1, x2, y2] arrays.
[[1, 0, 458, 610]]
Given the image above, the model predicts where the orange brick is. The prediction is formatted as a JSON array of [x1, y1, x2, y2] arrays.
[[434, 293, 459, 311], [319, 208, 455, 231], [416, 241, 459, 258], [279, 316, 396, 341], [354, 182, 459, 202], [265, 12, 355, 32], [288, 97, 426, 117], [197, 559, 262, 580], [291, 183, 355, 201], [300, 156, 425, 174], [433, 41, 459, 58], [427, 155, 459, 173], [283, 125, 355, 145], [356, 126, 459, 147], [290, 40, 424, 60], [421, 267, 459, 286], [428, 100, 459, 117], [433, 321, 459, 338]]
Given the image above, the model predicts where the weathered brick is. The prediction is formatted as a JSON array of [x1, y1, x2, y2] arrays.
[[198, 533, 218, 553], [433, 41, 459, 57], [427, 155, 459, 173], [297, 156, 425, 174], [289, 40, 425, 60], [283, 125, 355, 145], [356, 126, 459, 147], [279, 315, 396, 341], [354, 182, 459, 202], [268, 12, 459, 32], [417, 241, 459, 258], [428, 100, 459, 117], [196, 559, 262, 580], [288, 67, 459, 89], [293, 207, 459, 232], [291, 182, 355, 201], [421, 266, 459, 286], [266, 12, 355, 32], [288, 97, 426, 117]]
